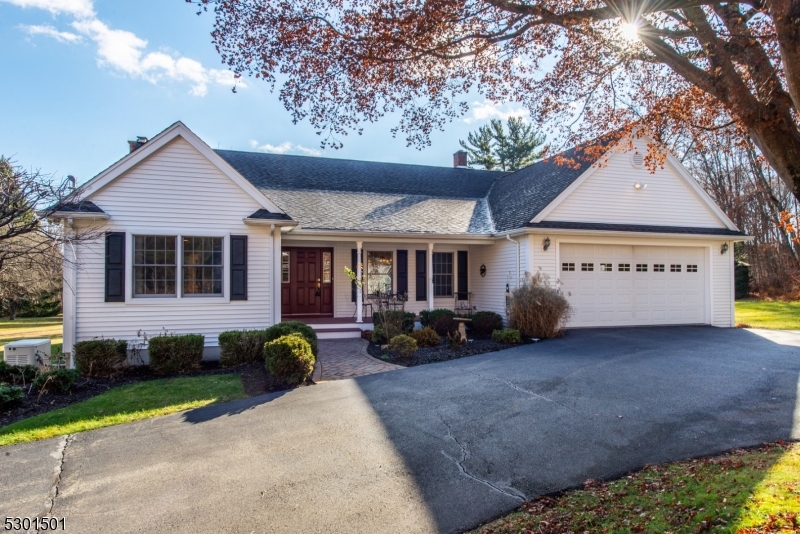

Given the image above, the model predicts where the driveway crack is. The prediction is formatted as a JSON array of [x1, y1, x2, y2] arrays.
[[439, 416, 526, 502], [39, 434, 73, 524]]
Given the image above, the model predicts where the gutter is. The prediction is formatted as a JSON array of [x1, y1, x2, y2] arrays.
[[506, 233, 521, 288]]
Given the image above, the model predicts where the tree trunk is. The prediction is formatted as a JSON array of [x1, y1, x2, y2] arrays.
[[9, 301, 17, 321], [746, 112, 800, 201]]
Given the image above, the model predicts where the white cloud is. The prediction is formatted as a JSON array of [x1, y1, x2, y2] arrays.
[[22, 24, 82, 43], [9, 0, 240, 96], [1, 0, 94, 18], [463, 101, 528, 124], [249, 140, 322, 157]]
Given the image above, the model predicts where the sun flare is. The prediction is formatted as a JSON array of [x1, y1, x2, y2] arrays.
[[621, 22, 639, 41]]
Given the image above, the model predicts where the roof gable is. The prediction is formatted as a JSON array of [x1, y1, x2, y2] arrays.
[[535, 137, 737, 231], [80, 122, 284, 214]]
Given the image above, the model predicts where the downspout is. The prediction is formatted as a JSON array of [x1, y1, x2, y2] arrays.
[[506, 233, 520, 289]]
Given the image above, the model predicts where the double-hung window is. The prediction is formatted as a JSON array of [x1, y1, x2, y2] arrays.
[[433, 252, 453, 297], [134, 236, 177, 296], [133, 235, 224, 298], [366, 251, 393, 296], [182, 237, 223, 295]]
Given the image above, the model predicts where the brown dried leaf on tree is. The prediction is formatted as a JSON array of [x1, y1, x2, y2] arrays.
[[190, 0, 800, 200]]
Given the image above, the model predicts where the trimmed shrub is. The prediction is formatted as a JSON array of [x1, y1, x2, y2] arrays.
[[264, 321, 318, 357], [218, 330, 268, 367], [409, 327, 441, 347], [74, 339, 128, 377], [148, 334, 205, 375], [507, 271, 572, 338], [361, 330, 373, 341], [492, 328, 522, 344], [388, 334, 417, 359], [33, 369, 80, 394], [373, 310, 415, 341], [469, 311, 504, 336], [432, 315, 458, 336], [371, 325, 387, 344], [0, 362, 38, 386], [264, 333, 315, 385], [0, 384, 24, 410], [419, 308, 455, 327]]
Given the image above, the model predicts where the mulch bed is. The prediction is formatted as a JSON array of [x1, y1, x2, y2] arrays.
[[0, 361, 304, 428], [366, 335, 539, 367]]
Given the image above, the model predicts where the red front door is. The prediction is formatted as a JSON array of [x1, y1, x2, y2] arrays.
[[281, 247, 333, 316]]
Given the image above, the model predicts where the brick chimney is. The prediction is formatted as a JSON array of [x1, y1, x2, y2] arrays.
[[453, 150, 468, 168], [128, 136, 149, 153]]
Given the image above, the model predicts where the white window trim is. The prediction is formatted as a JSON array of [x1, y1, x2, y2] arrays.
[[125, 229, 231, 305]]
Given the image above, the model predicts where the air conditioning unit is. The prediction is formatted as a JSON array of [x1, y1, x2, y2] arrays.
[[2, 338, 52, 367]]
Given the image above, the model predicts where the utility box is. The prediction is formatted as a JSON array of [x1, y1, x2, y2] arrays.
[[2, 339, 52, 367]]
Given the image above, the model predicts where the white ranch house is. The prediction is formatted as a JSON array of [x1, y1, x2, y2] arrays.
[[53, 122, 745, 359]]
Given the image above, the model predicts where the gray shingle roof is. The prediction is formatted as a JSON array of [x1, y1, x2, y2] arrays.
[[216, 150, 500, 234], [53, 200, 106, 214], [488, 146, 594, 232], [215, 140, 732, 236]]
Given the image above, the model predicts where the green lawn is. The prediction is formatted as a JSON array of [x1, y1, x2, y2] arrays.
[[735, 299, 800, 330], [474, 442, 800, 534], [0, 316, 63, 357], [0, 374, 246, 446]]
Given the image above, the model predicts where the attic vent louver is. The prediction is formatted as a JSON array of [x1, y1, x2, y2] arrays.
[[631, 152, 645, 168]]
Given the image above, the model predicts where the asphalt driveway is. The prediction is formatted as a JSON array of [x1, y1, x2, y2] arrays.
[[2, 326, 799, 533]]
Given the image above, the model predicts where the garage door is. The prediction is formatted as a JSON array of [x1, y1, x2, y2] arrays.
[[559, 244, 707, 327]]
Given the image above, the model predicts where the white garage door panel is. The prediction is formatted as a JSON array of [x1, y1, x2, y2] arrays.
[[560, 244, 706, 327]]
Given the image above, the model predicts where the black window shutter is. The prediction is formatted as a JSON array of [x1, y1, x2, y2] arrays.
[[457, 250, 468, 300], [105, 232, 125, 302], [351, 249, 358, 302], [396, 250, 408, 296], [415, 250, 427, 301], [230, 235, 247, 300]]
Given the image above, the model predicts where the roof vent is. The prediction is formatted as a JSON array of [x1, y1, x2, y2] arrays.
[[630, 152, 645, 169], [128, 136, 149, 153]]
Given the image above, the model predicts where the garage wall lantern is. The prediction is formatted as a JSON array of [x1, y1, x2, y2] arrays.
[[633, 182, 648, 190], [720, 243, 729, 255], [543, 237, 551, 251]]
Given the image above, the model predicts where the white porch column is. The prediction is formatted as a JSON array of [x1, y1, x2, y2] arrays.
[[62, 221, 77, 368], [427, 242, 434, 311], [272, 225, 282, 325], [356, 241, 363, 323]]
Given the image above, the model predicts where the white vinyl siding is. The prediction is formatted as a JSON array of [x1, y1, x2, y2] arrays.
[[543, 139, 726, 228], [75, 137, 272, 347], [711, 242, 734, 327], [464, 237, 527, 320]]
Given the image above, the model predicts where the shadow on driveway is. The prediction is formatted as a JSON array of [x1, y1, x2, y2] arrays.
[[181, 390, 289, 424], [351, 325, 800, 533]]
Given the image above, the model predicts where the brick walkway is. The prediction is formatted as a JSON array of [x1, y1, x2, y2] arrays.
[[313, 338, 402, 381]]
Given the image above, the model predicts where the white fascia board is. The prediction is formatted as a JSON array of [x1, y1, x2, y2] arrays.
[[243, 218, 299, 227], [285, 228, 495, 244], [518, 226, 751, 241], [79, 121, 286, 215], [48, 212, 110, 221]]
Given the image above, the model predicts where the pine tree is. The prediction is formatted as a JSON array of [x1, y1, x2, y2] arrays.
[[459, 117, 545, 172]]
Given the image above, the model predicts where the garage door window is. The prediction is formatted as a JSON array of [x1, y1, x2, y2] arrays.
[[619, 263, 630, 271], [600, 263, 612, 271], [687, 264, 698, 272], [653, 264, 665, 272], [562, 262, 575, 271], [581, 263, 594, 272], [670, 264, 681, 272], [636, 264, 648, 272]]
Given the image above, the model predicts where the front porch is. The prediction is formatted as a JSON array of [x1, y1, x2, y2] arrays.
[[276, 236, 498, 334]]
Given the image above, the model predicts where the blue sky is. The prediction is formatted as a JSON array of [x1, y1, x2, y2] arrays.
[[0, 0, 526, 186]]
